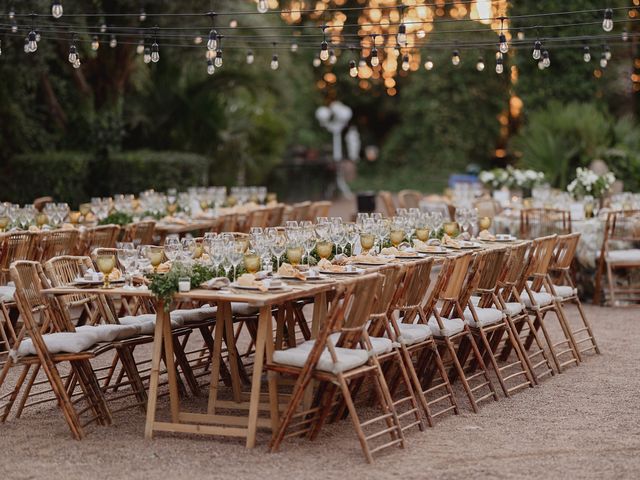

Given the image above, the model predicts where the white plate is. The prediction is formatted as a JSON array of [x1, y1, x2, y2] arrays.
[[231, 283, 288, 291], [394, 253, 427, 260], [459, 242, 482, 249], [493, 236, 517, 242], [73, 278, 125, 286], [417, 248, 449, 255], [319, 268, 365, 275]]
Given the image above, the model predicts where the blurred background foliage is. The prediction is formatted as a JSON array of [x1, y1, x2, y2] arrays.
[[0, 0, 639, 205]]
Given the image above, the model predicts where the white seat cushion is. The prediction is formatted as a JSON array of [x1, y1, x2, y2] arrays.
[[13, 332, 97, 359], [393, 323, 432, 346], [119, 314, 184, 335], [427, 316, 465, 337], [171, 307, 217, 323], [505, 302, 525, 316], [542, 284, 576, 298], [323, 333, 393, 355], [470, 296, 481, 305], [606, 249, 640, 264], [464, 307, 505, 327], [272, 345, 369, 374], [522, 291, 554, 308], [0, 284, 15, 303], [231, 303, 259, 316], [76, 324, 141, 342]]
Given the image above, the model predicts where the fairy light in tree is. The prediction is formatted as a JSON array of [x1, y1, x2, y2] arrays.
[[207, 58, 215, 75], [51, 0, 63, 19], [498, 17, 508, 54], [452, 49, 461, 66], [246, 50, 254, 64], [583, 46, 591, 62], [257, 0, 268, 14], [602, 8, 613, 32], [532, 40, 542, 60], [476, 57, 485, 71]]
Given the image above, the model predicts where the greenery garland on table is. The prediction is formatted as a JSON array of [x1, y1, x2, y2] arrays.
[[147, 263, 217, 309], [98, 211, 133, 226]]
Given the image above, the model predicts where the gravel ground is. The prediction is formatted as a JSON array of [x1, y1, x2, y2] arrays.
[[0, 303, 639, 480]]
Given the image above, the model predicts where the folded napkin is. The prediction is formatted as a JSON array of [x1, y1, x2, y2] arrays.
[[236, 273, 267, 292], [478, 230, 496, 241], [349, 254, 391, 264], [277, 263, 305, 280], [442, 234, 461, 249], [413, 239, 445, 253], [200, 277, 231, 290]]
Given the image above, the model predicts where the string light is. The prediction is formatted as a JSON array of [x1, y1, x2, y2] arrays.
[[136, 39, 145, 54], [9, 6, 15, 20], [495, 51, 504, 74], [270, 53, 279, 70], [328, 49, 337, 65], [207, 30, 218, 51], [0, 40, 2, 57], [358, 57, 367, 69], [73, 57, 81, 69], [51, 0, 63, 19], [207, 58, 215, 75], [11, 20, 17, 33], [401, 53, 410, 71], [600, 51, 608, 68], [91, 35, 99, 51], [349, 59, 358, 78], [139, 8, 147, 22], [622, 29, 629, 42], [109, 34, 117, 48], [583, 45, 591, 62], [206, 49, 215, 60], [424, 58, 434, 70], [214, 44, 223, 67], [476, 57, 485, 71], [604, 45, 612, 60], [23, 37, 29, 54], [151, 42, 159, 63], [257, 0, 268, 14], [542, 49, 550, 68], [498, 17, 508, 54], [100, 23, 107, 34], [27, 30, 37, 53], [532, 40, 542, 60], [143, 46, 151, 63], [397, 6, 407, 46], [312, 54, 321, 67], [290, 42, 298, 52], [452, 49, 460, 66], [246, 50, 254, 64], [602, 8, 613, 32], [68, 43, 77, 63], [320, 26, 329, 61]]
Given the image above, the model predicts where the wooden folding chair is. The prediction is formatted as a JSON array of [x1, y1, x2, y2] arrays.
[[520, 208, 572, 239], [39, 229, 80, 262], [518, 235, 581, 373], [397, 189, 423, 209], [495, 241, 555, 384], [0, 261, 112, 438], [309, 201, 332, 219], [265, 204, 285, 227], [0, 231, 37, 284], [387, 259, 459, 425], [463, 248, 534, 397], [378, 191, 396, 217], [124, 221, 155, 246], [268, 274, 406, 463], [548, 233, 600, 357], [423, 253, 499, 412], [594, 209, 640, 305], [81, 225, 120, 255]]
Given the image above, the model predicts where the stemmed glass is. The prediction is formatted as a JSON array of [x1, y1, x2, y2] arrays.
[[455, 207, 468, 235], [221, 246, 233, 280], [270, 233, 287, 270], [390, 217, 405, 247], [230, 241, 244, 280], [303, 228, 316, 266], [164, 236, 182, 262], [146, 246, 164, 273], [210, 238, 225, 275], [96, 254, 116, 289], [117, 242, 137, 288]]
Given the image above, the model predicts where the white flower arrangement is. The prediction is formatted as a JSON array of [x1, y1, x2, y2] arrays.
[[567, 167, 615, 199], [479, 167, 545, 190]]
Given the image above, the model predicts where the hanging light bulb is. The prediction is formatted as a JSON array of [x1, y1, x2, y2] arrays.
[[517, 30, 525, 41], [68, 44, 77, 63], [313, 55, 321, 67], [257, 0, 268, 14], [214, 48, 223, 67], [532, 40, 542, 60], [622, 29, 629, 42], [207, 59, 215, 75], [542, 50, 550, 68], [319, 40, 329, 61], [600, 53, 608, 68], [417, 29, 426, 39], [604, 45, 611, 60], [139, 8, 146, 22], [24, 37, 29, 53], [73, 57, 81, 69], [194, 35, 203, 45], [602, 8, 613, 32], [583, 46, 591, 63], [499, 33, 509, 54], [100, 23, 107, 33], [538, 59, 545, 70], [91, 35, 100, 51], [207, 29, 217, 51], [110, 34, 117, 48], [270, 54, 279, 70], [137, 39, 145, 54], [206, 49, 215, 60], [51, 0, 63, 18], [9, 7, 15, 20], [11, 20, 17, 33], [451, 49, 460, 66], [424, 58, 434, 70], [358, 58, 366, 68], [0, 40, 2, 57], [476, 57, 485, 72], [35, 31, 41, 42], [143, 47, 151, 63], [151, 42, 159, 63], [397, 23, 407, 46], [27, 31, 37, 53], [349, 59, 358, 78], [329, 49, 337, 65], [229, 19, 238, 28], [290, 42, 298, 53], [495, 55, 504, 74], [246, 50, 254, 64], [401, 54, 410, 72], [370, 47, 379, 67]]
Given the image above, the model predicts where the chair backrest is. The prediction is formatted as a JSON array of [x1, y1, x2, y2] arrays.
[[475, 247, 509, 292], [520, 208, 571, 239], [125, 221, 155, 246], [439, 252, 475, 301], [378, 191, 396, 217], [419, 200, 453, 221], [603, 209, 640, 244], [367, 264, 405, 337], [84, 225, 120, 254], [290, 201, 312, 222], [499, 241, 531, 287], [43, 255, 99, 309], [393, 257, 435, 324], [398, 190, 423, 209], [473, 198, 502, 218], [518, 235, 557, 292], [309, 201, 332, 220], [265, 204, 285, 228], [0, 232, 37, 284], [219, 213, 238, 233], [39, 229, 80, 262], [550, 232, 581, 271]]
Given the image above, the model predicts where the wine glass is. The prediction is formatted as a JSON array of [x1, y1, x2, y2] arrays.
[[117, 243, 136, 287], [96, 254, 116, 289], [210, 238, 225, 275], [316, 239, 333, 260], [286, 243, 304, 267], [390, 217, 405, 247], [270, 233, 287, 270], [164, 236, 182, 262], [221, 247, 233, 280], [146, 246, 164, 273], [303, 228, 316, 266], [243, 251, 261, 274], [230, 242, 244, 281]]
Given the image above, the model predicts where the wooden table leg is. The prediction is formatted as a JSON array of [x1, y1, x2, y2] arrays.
[[144, 300, 166, 439], [311, 292, 327, 339], [160, 306, 180, 422], [207, 302, 227, 415], [246, 305, 270, 448]]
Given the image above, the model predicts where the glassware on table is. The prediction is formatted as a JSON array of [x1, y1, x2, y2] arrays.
[[117, 243, 137, 287], [303, 230, 316, 266], [229, 242, 244, 280], [360, 232, 375, 254], [96, 254, 116, 289], [146, 246, 164, 273], [164, 236, 182, 262], [243, 252, 261, 274], [270, 233, 287, 270], [443, 221, 459, 237], [69, 211, 81, 225], [478, 216, 492, 231], [286, 244, 304, 266], [390, 217, 406, 247], [316, 240, 333, 260], [415, 215, 431, 242]]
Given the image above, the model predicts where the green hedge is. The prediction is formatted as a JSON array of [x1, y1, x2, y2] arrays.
[[0, 150, 210, 206]]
